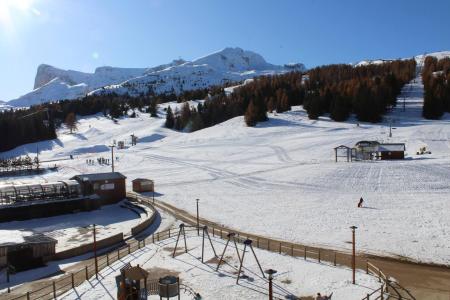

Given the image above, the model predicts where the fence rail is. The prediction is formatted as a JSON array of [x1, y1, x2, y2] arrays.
[[133, 193, 414, 300], [3, 194, 411, 300]]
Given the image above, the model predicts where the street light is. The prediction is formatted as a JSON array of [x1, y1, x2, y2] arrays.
[[196, 199, 200, 236], [350, 226, 358, 284], [93, 224, 98, 279], [108, 144, 115, 172], [388, 118, 396, 138], [264, 269, 277, 300]]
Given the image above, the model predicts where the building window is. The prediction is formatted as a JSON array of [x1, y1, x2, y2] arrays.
[[100, 183, 115, 190]]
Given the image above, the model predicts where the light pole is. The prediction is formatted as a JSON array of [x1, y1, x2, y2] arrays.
[[265, 269, 277, 300], [108, 144, 115, 172], [350, 226, 358, 284], [93, 224, 98, 279], [388, 119, 396, 138], [196, 199, 200, 236]]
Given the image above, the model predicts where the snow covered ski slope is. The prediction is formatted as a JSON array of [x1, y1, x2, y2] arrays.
[[1, 75, 449, 266]]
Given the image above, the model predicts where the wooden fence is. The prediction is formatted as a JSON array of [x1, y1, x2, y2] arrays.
[[3, 195, 411, 300], [4, 226, 178, 300], [133, 194, 413, 300]]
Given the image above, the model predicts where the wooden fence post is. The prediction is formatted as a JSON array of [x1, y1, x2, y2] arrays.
[[212, 228, 215, 237], [291, 244, 294, 256], [152, 234, 155, 243], [53, 280, 56, 298], [334, 252, 337, 266], [279, 242, 281, 254], [128, 244, 131, 254], [168, 229, 171, 238], [106, 253, 109, 266], [304, 247, 307, 260], [71, 273, 75, 289], [257, 238, 260, 248], [157, 232, 160, 241], [117, 249, 120, 259], [143, 238, 146, 247], [220, 229, 223, 238], [318, 249, 321, 263], [27, 292, 30, 300], [366, 261, 369, 274], [85, 266, 88, 280]]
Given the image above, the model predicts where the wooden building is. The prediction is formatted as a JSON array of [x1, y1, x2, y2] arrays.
[[132, 178, 154, 193], [0, 232, 57, 271], [378, 143, 406, 160], [71, 172, 127, 204], [352, 141, 406, 161]]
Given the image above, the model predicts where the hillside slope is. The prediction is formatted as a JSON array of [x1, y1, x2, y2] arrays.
[[2, 74, 449, 266]]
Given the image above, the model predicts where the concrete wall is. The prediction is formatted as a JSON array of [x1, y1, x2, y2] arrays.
[[131, 210, 157, 236], [52, 233, 124, 261]]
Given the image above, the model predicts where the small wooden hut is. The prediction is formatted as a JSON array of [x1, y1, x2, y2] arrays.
[[132, 178, 154, 193]]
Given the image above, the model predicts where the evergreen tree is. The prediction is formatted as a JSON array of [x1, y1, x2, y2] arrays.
[[149, 100, 158, 117], [64, 112, 78, 134], [165, 106, 175, 128], [180, 102, 191, 128], [244, 100, 258, 126]]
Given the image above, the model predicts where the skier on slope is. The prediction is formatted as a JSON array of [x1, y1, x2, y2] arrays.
[[358, 197, 364, 208]]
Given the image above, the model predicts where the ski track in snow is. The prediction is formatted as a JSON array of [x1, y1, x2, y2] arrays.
[[1, 75, 450, 265]]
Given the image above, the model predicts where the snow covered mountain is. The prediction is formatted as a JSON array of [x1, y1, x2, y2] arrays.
[[7, 48, 305, 107], [89, 47, 305, 97], [0, 100, 10, 111], [355, 51, 450, 67], [8, 60, 187, 107]]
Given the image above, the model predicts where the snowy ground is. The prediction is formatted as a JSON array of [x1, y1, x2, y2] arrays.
[[1, 75, 449, 265], [59, 232, 381, 300], [0, 209, 175, 292], [0, 201, 150, 251]]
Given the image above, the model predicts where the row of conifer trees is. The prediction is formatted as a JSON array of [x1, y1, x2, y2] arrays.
[[166, 59, 416, 131], [0, 87, 214, 152], [422, 57, 450, 119]]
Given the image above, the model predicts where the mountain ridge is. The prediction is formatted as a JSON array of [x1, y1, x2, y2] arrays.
[[8, 47, 305, 107]]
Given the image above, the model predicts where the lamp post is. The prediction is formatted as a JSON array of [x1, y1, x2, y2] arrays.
[[350, 226, 358, 284], [108, 144, 115, 172], [196, 199, 200, 236], [265, 269, 277, 300], [93, 224, 98, 279], [388, 119, 396, 138]]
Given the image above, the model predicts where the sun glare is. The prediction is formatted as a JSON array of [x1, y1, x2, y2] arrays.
[[0, 0, 35, 28]]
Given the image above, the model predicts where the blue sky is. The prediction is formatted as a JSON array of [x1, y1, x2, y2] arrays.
[[1, 0, 449, 101]]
